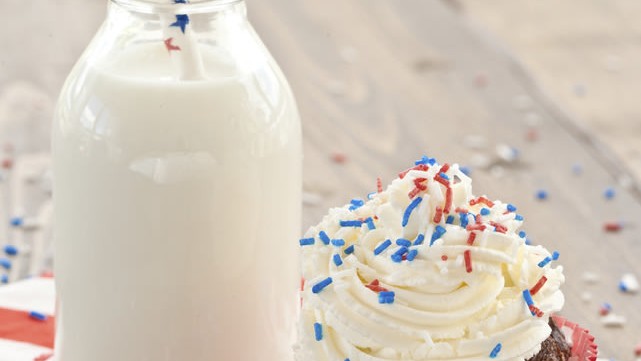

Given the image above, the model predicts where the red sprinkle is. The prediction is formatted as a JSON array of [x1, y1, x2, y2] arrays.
[[377, 177, 383, 193], [441, 255, 448, 261], [454, 207, 468, 214], [434, 174, 450, 187], [34, 354, 53, 361], [464, 250, 472, 273], [526, 128, 539, 142], [439, 163, 451, 174], [489, 221, 507, 234], [466, 232, 477, 245], [163, 37, 181, 52], [444, 188, 453, 214], [433, 206, 443, 223], [399, 164, 429, 179], [470, 196, 494, 207], [529, 304, 544, 317], [366, 279, 388, 293], [604, 222, 622, 232], [408, 187, 422, 199], [331, 152, 347, 164], [475, 214, 483, 224], [634, 342, 641, 356], [529, 276, 548, 296], [1, 159, 13, 170], [409, 178, 428, 199], [466, 224, 487, 232]]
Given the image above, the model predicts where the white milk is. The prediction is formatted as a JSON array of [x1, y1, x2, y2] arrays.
[[52, 43, 301, 360]]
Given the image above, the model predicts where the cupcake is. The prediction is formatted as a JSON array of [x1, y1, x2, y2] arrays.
[[296, 157, 596, 360]]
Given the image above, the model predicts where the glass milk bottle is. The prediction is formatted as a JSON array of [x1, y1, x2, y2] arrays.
[[52, 0, 301, 360]]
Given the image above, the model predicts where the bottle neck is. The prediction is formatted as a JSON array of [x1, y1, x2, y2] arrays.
[[110, 0, 245, 15]]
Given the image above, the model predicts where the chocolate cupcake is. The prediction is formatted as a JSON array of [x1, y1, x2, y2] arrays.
[[296, 158, 596, 361]]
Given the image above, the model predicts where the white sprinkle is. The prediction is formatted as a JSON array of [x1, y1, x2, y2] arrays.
[[581, 271, 600, 284], [600, 313, 626, 327], [462, 135, 488, 150], [496, 144, 519, 163], [469, 154, 491, 169], [620, 273, 639, 293], [580, 291, 592, 303]]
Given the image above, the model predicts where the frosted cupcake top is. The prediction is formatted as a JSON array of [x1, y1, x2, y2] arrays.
[[296, 157, 565, 361]]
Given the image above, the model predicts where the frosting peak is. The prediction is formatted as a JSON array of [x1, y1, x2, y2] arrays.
[[296, 158, 565, 361]]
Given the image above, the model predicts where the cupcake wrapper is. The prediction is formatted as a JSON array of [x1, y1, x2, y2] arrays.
[[551, 315, 598, 361]]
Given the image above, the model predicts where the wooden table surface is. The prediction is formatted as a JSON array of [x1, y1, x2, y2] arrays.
[[2, 0, 640, 359]]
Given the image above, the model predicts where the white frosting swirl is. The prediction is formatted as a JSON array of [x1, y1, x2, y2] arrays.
[[296, 160, 565, 361]]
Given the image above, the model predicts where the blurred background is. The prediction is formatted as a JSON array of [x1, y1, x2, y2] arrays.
[[1, 0, 640, 360]]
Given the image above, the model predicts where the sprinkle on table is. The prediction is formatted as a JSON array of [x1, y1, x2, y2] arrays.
[[604, 221, 622, 232], [489, 343, 502, 358], [603, 187, 616, 200], [0, 258, 11, 270], [599, 302, 612, 316], [3, 245, 18, 256], [1, 274, 8, 284], [535, 189, 548, 200], [312, 277, 333, 294]]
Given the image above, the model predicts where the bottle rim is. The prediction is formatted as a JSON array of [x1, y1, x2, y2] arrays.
[[111, 0, 243, 14]]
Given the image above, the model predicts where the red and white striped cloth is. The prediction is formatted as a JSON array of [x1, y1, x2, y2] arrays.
[[0, 277, 55, 361]]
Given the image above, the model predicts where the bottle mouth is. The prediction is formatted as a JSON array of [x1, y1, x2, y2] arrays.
[[111, 0, 243, 14]]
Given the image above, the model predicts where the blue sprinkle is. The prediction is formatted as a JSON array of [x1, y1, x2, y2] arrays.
[[29, 311, 48, 322], [515, 214, 524, 221], [3, 245, 18, 256], [10, 217, 23, 227], [378, 291, 395, 304], [460, 213, 469, 228], [374, 239, 392, 256], [365, 217, 376, 230], [174, 0, 187, 3], [331, 239, 345, 247], [406, 249, 418, 261], [459, 166, 471, 176], [525, 238, 532, 245], [518, 231, 527, 238], [170, 14, 190, 33], [0, 258, 11, 270], [0, 274, 7, 284], [415, 156, 437, 166], [480, 208, 491, 216], [413, 234, 425, 245], [367, 192, 377, 200], [535, 189, 548, 200], [619, 281, 628, 292], [312, 277, 333, 294], [438, 172, 449, 180], [522, 289, 534, 307], [572, 163, 583, 175], [313, 322, 323, 341], [538, 257, 552, 268], [552, 251, 560, 261], [490, 343, 502, 358], [340, 220, 363, 228], [402, 197, 423, 227], [319, 231, 331, 245], [344, 245, 355, 255], [333, 254, 343, 267], [604, 187, 616, 200], [445, 215, 455, 224], [396, 238, 412, 247], [299, 238, 315, 246], [507, 204, 517, 212], [350, 198, 364, 208], [430, 225, 447, 246], [391, 247, 408, 263]]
